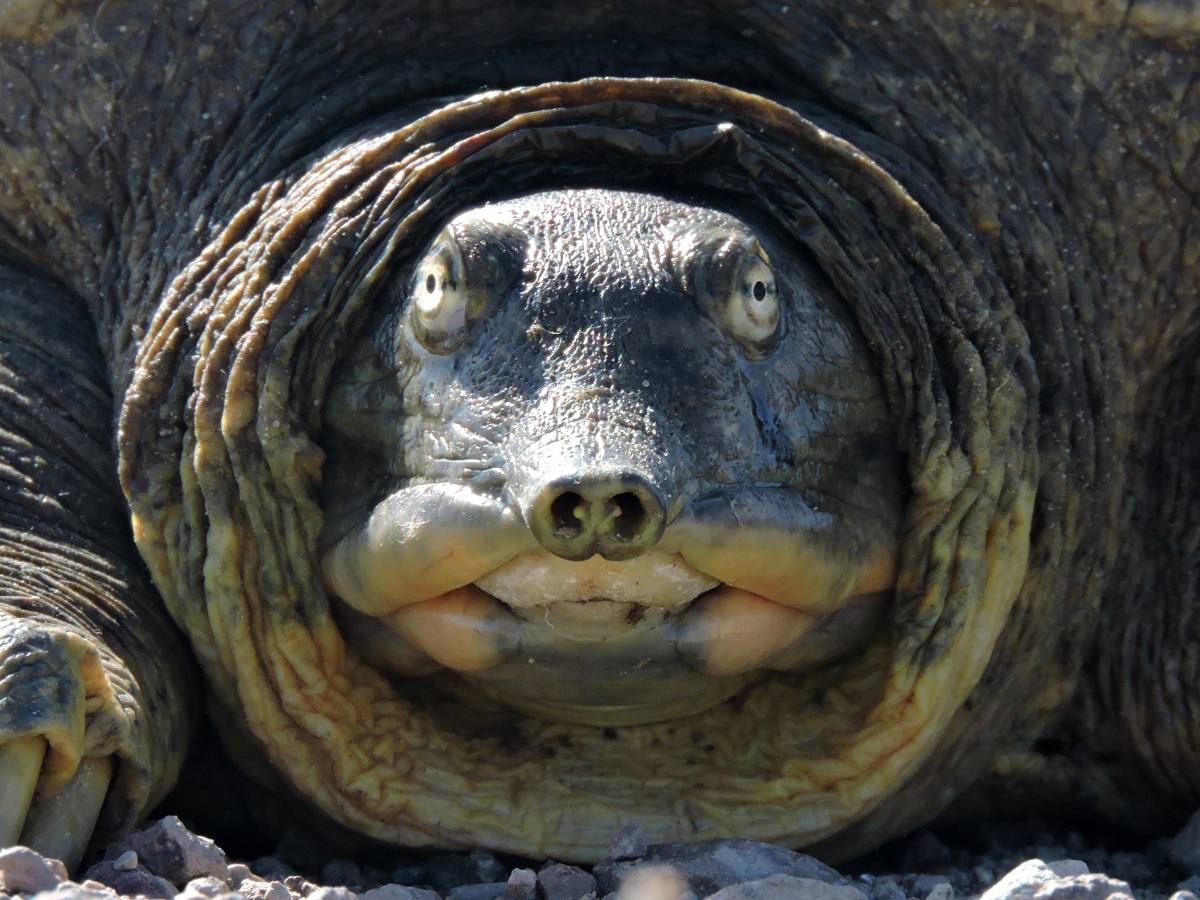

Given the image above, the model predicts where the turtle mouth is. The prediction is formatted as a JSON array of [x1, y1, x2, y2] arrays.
[[326, 542, 892, 724]]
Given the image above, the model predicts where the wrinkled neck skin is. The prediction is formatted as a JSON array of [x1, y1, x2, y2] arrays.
[[320, 189, 904, 725]]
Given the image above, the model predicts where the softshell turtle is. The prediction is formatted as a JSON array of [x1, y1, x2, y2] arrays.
[[0, 0, 1197, 873]]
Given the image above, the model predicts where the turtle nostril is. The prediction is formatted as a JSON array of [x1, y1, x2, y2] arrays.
[[608, 491, 647, 542], [549, 490, 586, 538], [524, 474, 667, 561]]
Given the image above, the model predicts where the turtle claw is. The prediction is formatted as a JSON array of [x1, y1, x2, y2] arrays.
[[21, 756, 115, 873], [0, 622, 138, 872], [0, 734, 114, 873], [0, 735, 47, 844]]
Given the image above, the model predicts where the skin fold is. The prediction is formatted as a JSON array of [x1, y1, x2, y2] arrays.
[[0, 0, 1195, 867]]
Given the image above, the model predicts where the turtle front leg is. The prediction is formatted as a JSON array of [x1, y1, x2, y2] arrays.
[[0, 265, 197, 870]]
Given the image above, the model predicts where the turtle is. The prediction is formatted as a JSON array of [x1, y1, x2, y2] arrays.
[[0, 0, 1197, 874]]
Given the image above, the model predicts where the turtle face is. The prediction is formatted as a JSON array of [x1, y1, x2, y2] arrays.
[[319, 188, 905, 726]]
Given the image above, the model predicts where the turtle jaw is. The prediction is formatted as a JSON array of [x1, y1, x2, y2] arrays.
[[322, 485, 898, 726]]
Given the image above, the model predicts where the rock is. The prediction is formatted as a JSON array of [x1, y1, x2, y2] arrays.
[[979, 859, 1133, 900], [108, 816, 231, 886], [27, 883, 118, 900], [80, 880, 119, 894], [307, 888, 358, 900], [0, 846, 64, 894], [1172, 809, 1200, 876], [1172, 892, 1200, 900], [188, 875, 241, 897], [178, 889, 244, 900], [608, 827, 649, 862], [112, 851, 138, 872], [239, 879, 296, 900], [359, 884, 440, 900], [610, 865, 689, 900], [507, 867, 538, 900], [1181, 876, 1200, 894], [872, 877, 906, 900], [1045, 861, 1089, 878], [706, 874, 868, 900], [229, 864, 255, 887], [469, 850, 509, 885], [80, 860, 178, 900], [925, 884, 954, 900], [420, 850, 507, 894], [538, 861, 597, 900], [447, 883, 508, 900], [284, 875, 317, 896], [593, 839, 847, 898], [912, 874, 953, 898]]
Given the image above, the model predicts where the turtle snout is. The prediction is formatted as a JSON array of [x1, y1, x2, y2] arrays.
[[526, 473, 666, 561]]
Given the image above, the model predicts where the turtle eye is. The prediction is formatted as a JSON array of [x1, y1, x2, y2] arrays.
[[680, 230, 784, 358], [408, 223, 526, 354], [411, 234, 470, 353], [724, 252, 780, 351]]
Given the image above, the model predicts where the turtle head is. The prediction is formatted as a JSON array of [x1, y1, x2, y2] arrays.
[[319, 188, 905, 725]]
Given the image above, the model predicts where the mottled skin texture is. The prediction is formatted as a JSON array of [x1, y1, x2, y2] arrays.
[[0, 0, 1196, 867]]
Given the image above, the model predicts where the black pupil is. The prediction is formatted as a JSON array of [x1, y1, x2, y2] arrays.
[[425, 273, 437, 293], [753, 281, 767, 301]]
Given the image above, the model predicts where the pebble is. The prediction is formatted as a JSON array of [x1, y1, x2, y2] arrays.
[[238, 879, 295, 900], [187, 875, 240, 897], [445, 882, 508, 900], [1046, 860, 1090, 878], [608, 827, 649, 862], [505, 867, 537, 900], [706, 873, 868, 900], [418, 850, 507, 894], [306, 888, 357, 900], [11, 817, 1185, 900], [0, 846, 64, 894], [912, 874, 953, 897], [81, 860, 178, 900], [979, 859, 1133, 900], [106, 817, 231, 886], [538, 862, 597, 900], [593, 838, 846, 898], [359, 884, 440, 900], [871, 879, 906, 900], [28, 883, 118, 900]]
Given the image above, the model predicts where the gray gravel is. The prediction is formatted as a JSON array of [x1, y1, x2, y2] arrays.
[[4, 814, 1200, 900]]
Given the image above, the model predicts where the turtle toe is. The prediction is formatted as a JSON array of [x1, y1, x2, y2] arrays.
[[0, 620, 132, 871]]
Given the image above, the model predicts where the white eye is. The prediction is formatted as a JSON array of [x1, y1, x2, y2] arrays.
[[726, 254, 780, 347], [411, 235, 472, 353], [408, 223, 526, 354], [673, 228, 785, 359]]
